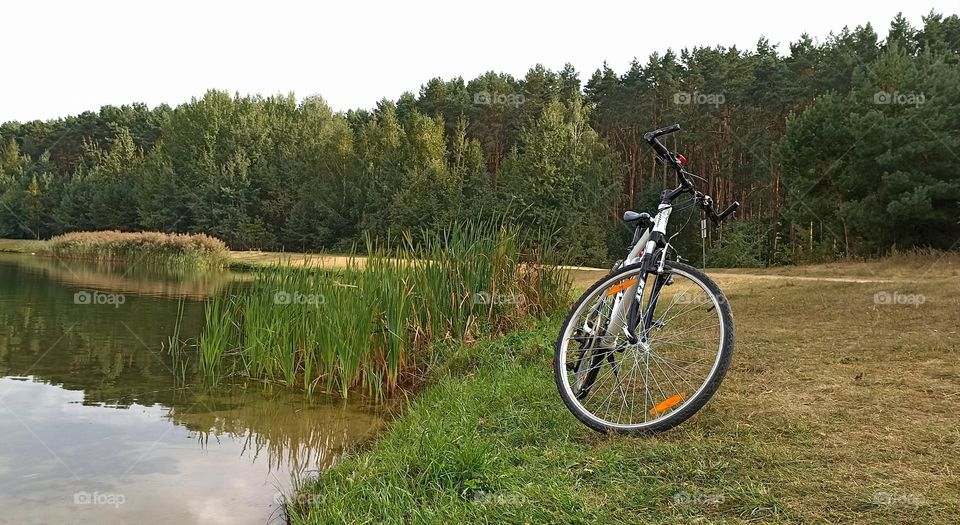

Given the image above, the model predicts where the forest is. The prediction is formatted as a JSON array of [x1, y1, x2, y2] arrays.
[[1, 12, 958, 266]]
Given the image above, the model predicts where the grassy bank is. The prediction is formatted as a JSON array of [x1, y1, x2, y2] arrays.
[[44, 231, 230, 268], [0, 238, 46, 253], [190, 222, 570, 398], [288, 255, 960, 524]]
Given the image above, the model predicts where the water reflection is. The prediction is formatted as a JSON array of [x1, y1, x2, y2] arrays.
[[0, 254, 382, 525], [0, 252, 241, 300]]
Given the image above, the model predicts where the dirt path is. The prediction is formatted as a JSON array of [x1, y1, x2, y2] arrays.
[[228, 251, 951, 287], [565, 267, 916, 289], [708, 272, 898, 283], [229, 251, 362, 269]]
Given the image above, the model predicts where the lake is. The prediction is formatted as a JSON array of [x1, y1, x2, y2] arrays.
[[0, 253, 383, 524]]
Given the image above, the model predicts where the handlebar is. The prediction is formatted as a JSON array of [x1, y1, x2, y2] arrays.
[[644, 123, 739, 225], [642, 123, 681, 142], [716, 201, 740, 222], [643, 124, 681, 168], [698, 194, 741, 225]]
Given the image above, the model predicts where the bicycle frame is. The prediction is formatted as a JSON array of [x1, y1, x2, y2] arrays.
[[599, 200, 675, 349]]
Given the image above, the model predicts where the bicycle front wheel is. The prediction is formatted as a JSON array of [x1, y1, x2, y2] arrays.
[[554, 260, 734, 434]]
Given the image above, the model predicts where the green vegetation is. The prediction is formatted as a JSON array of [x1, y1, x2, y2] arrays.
[[287, 255, 960, 524], [190, 222, 569, 399], [44, 230, 229, 268], [0, 238, 44, 253], [1, 13, 958, 266]]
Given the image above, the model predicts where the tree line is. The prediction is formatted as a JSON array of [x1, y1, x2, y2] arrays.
[[1, 12, 958, 266]]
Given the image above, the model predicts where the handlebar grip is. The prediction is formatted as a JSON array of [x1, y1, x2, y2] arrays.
[[716, 201, 740, 222], [643, 123, 681, 142]]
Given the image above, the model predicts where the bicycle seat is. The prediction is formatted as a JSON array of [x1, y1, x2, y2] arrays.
[[623, 211, 651, 224]]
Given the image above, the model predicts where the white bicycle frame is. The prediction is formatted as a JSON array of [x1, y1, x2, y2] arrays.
[[598, 203, 673, 347]]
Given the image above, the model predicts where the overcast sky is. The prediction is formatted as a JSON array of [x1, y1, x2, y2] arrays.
[[2, 0, 958, 123]]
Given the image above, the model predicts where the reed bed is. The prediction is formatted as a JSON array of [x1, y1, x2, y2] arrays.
[[193, 221, 570, 399], [45, 231, 230, 268]]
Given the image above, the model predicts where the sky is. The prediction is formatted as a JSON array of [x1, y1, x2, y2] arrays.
[[2, 0, 958, 123]]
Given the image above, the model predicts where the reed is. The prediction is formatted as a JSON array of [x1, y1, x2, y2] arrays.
[[193, 221, 570, 399], [45, 230, 230, 268], [166, 298, 190, 385]]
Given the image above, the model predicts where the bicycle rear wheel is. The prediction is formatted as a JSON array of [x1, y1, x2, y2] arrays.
[[554, 260, 734, 434]]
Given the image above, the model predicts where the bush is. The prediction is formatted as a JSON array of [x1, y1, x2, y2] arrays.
[[45, 230, 230, 268]]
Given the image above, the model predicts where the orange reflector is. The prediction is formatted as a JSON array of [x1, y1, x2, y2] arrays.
[[649, 392, 685, 416], [606, 278, 639, 296]]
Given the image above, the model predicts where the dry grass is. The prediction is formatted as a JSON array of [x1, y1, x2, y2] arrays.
[[227, 251, 358, 270], [703, 258, 960, 523], [712, 248, 960, 281]]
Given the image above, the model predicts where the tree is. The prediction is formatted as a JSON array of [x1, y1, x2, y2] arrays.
[[499, 97, 622, 265]]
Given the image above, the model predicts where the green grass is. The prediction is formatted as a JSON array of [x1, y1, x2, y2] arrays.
[[43, 231, 230, 268], [287, 257, 960, 524], [191, 221, 570, 399], [0, 238, 45, 253], [286, 322, 791, 524]]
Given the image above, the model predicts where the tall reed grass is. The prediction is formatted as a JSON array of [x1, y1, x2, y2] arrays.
[[193, 221, 569, 399], [45, 231, 230, 268]]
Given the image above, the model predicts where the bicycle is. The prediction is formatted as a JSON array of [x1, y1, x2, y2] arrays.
[[554, 124, 740, 434]]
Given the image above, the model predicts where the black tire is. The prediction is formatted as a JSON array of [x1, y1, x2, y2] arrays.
[[554, 260, 734, 434], [569, 307, 608, 400]]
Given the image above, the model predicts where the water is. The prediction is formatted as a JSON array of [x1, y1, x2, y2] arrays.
[[0, 254, 383, 524]]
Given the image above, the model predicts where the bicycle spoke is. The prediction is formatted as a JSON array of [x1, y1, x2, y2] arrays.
[[649, 352, 700, 391]]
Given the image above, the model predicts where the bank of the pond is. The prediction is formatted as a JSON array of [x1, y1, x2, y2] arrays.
[[0, 238, 611, 285], [286, 258, 960, 525], [45, 231, 230, 268], [0, 237, 396, 272], [0, 238, 45, 253]]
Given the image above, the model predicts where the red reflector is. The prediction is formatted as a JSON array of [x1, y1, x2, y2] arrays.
[[677, 153, 687, 165]]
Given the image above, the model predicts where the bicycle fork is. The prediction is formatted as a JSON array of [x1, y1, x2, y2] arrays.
[[605, 257, 669, 348], [602, 272, 646, 348]]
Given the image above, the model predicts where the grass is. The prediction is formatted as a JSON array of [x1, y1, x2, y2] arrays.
[[287, 254, 960, 524], [190, 221, 570, 399], [0, 238, 46, 253], [43, 231, 230, 268]]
